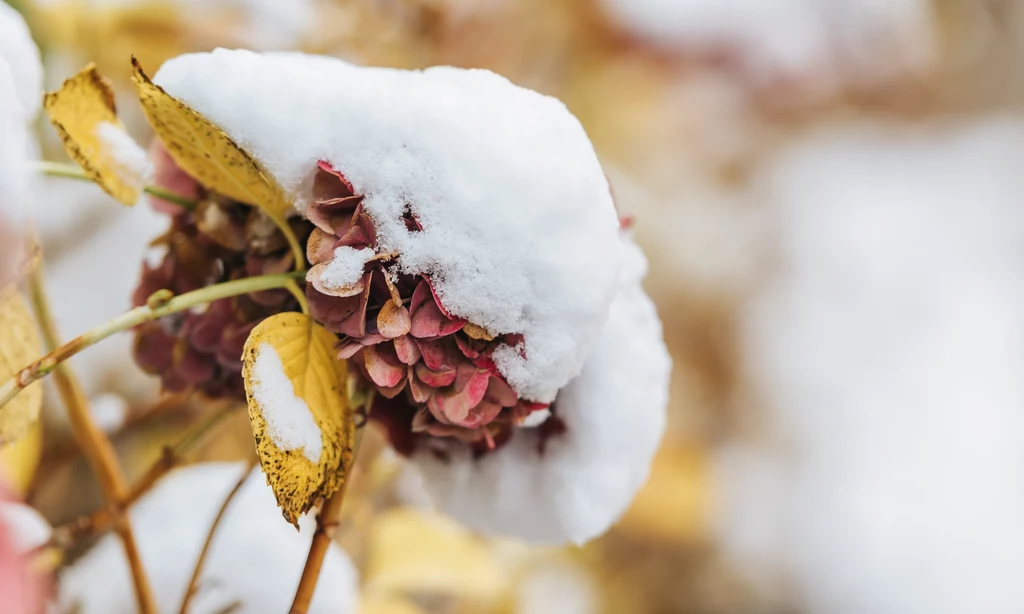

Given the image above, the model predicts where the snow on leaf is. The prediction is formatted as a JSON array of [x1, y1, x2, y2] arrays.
[[43, 64, 145, 206], [241, 312, 355, 526], [0, 286, 42, 445], [131, 57, 292, 219]]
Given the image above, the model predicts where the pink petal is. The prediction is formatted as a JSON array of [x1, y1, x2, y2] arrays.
[[317, 160, 355, 194], [377, 301, 411, 339], [393, 335, 421, 365], [306, 228, 336, 265], [335, 338, 364, 359], [409, 280, 431, 314], [425, 277, 456, 318], [363, 344, 406, 388], [409, 368, 433, 403], [416, 338, 458, 372], [305, 198, 359, 235], [428, 387, 474, 424], [337, 273, 373, 338], [459, 400, 503, 429], [415, 363, 457, 388], [410, 300, 465, 338], [378, 379, 408, 399], [484, 376, 518, 407]]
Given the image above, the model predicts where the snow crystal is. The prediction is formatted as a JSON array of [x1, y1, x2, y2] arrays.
[[320, 246, 374, 291], [154, 49, 623, 403], [251, 343, 323, 463], [414, 238, 670, 545], [58, 462, 359, 613], [95, 121, 154, 198], [719, 119, 1024, 614]]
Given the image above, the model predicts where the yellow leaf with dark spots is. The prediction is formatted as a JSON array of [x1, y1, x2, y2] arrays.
[[131, 56, 292, 219], [0, 286, 43, 445], [242, 312, 354, 525], [43, 64, 144, 205]]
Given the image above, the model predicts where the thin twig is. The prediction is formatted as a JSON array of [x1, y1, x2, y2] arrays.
[[288, 421, 367, 614], [34, 161, 197, 210], [27, 262, 159, 614], [0, 271, 306, 410], [43, 402, 240, 551], [178, 460, 257, 614]]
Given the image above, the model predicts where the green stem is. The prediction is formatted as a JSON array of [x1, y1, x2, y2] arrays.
[[0, 271, 306, 411], [34, 161, 197, 211]]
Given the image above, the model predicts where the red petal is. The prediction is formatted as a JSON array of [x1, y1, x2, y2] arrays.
[[377, 301, 411, 339], [410, 280, 431, 315], [410, 300, 465, 338], [425, 277, 455, 318], [363, 344, 406, 388], [393, 335, 421, 365], [335, 338, 364, 360], [409, 368, 433, 403], [415, 338, 457, 372], [427, 387, 474, 424], [337, 273, 373, 338], [414, 363, 457, 388], [459, 400, 502, 429], [317, 160, 355, 194], [484, 376, 518, 407]]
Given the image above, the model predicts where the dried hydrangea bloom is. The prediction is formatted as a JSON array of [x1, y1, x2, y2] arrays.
[[305, 161, 547, 449], [132, 144, 312, 399], [154, 49, 668, 544], [58, 462, 358, 613]]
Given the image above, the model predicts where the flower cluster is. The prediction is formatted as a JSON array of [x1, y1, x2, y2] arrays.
[[132, 146, 312, 399], [305, 162, 548, 451]]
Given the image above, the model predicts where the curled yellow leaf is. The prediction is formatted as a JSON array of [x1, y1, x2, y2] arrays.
[[0, 287, 43, 445], [242, 312, 354, 525], [131, 56, 292, 218], [43, 64, 145, 206]]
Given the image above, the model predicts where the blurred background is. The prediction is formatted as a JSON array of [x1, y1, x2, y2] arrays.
[[5, 0, 1024, 612]]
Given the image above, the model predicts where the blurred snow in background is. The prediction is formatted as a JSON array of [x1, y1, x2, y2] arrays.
[[718, 119, 1024, 614]]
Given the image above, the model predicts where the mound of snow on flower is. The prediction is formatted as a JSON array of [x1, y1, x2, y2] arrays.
[[154, 49, 623, 403]]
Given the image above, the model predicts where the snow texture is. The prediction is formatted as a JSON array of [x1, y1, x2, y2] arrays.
[[58, 462, 358, 614], [251, 343, 323, 463], [602, 0, 935, 99], [0, 502, 51, 553], [95, 120, 154, 197], [155, 49, 623, 403], [718, 119, 1024, 614], [321, 246, 374, 291], [414, 238, 670, 545]]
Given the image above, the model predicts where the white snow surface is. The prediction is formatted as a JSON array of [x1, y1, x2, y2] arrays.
[[95, 120, 154, 198], [58, 462, 359, 614], [0, 2, 42, 122], [154, 49, 623, 403], [414, 238, 670, 545], [251, 343, 323, 463], [717, 119, 1024, 614], [321, 246, 374, 290]]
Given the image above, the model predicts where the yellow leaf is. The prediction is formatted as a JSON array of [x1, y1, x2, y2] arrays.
[[0, 286, 43, 445], [242, 312, 354, 525], [131, 56, 292, 218], [43, 64, 143, 206], [359, 594, 426, 614], [0, 421, 42, 495]]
